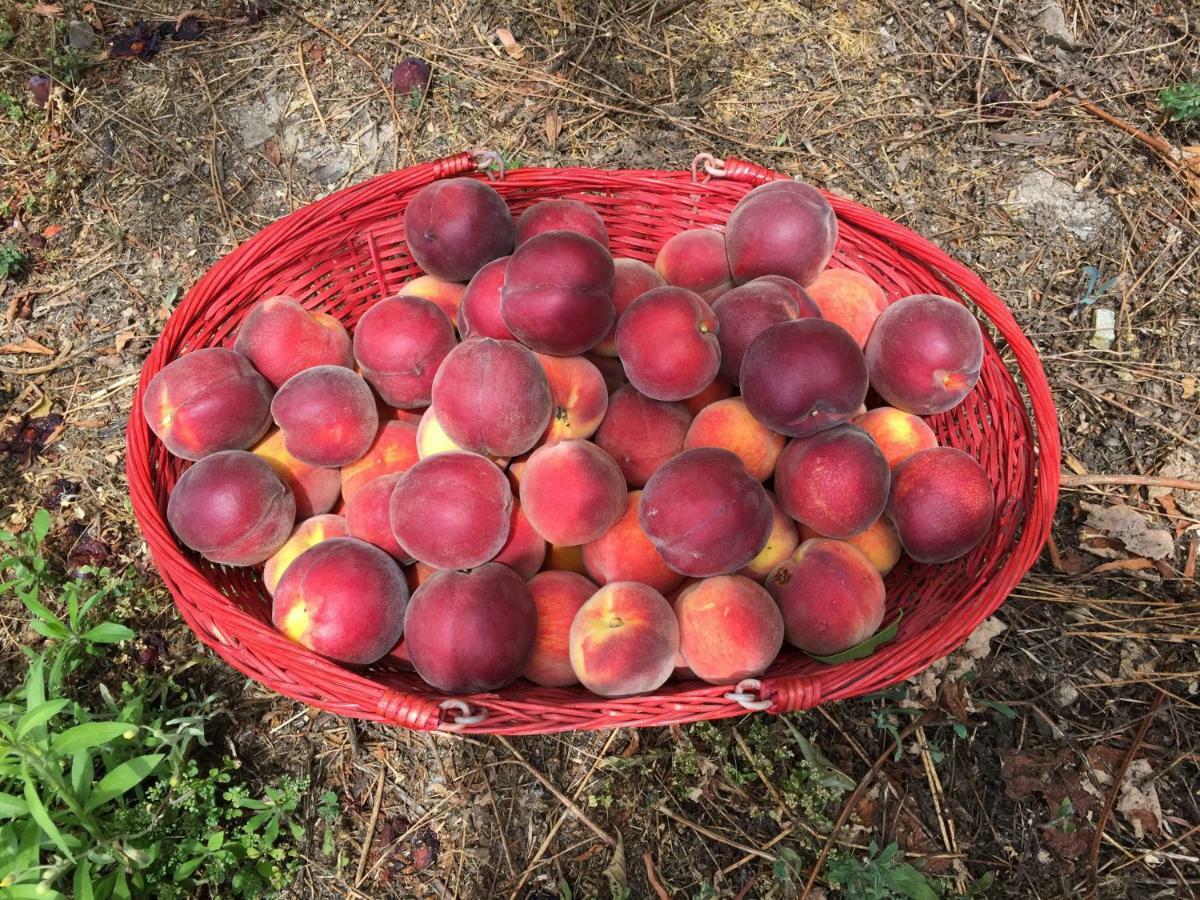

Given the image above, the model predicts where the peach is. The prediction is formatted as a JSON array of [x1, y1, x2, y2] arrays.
[[584, 352, 629, 395], [568, 582, 679, 697], [523, 570, 596, 687], [593, 386, 692, 488], [887, 447, 994, 563], [799, 517, 901, 576], [593, 258, 666, 357], [654, 229, 732, 299], [406, 561, 439, 590], [775, 425, 890, 539], [639, 448, 773, 576], [456, 256, 513, 341], [233, 296, 354, 389], [415, 406, 507, 466], [403, 177, 514, 281], [339, 419, 420, 502], [738, 492, 800, 582], [853, 406, 938, 470], [682, 375, 734, 415], [615, 287, 720, 401], [805, 269, 888, 348], [404, 563, 537, 692], [515, 199, 609, 248], [675, 576, 784, 684], [684, 397, 784, 482], [251, 428, 341, 519], [505, 455, 528, 492], [390, 451, 513, 570], [725, 180, 837, 287], [711, 277, 814, 384], [143, 347, 273, 461], [273, 537, 408, 665], [864, 294, 984, 415], [398, 274, 466, 325], [385, 637, 415, 671], [431, 338, 552, 457], [263, 514, 349, 595], [352, 296, 456, 409], [520, 440, 627, 545], [345, 473, 411, 562], [271, 365, 378, 467], [166, 450, 295, 566], [583, 490, 684, 595], [754, 275, 822, 318], [535, 353, 609, 444], [740, 319, 868, 438], [766, 539, 886, 656], [501, 231, 615, 355], [544, 543, 587, 576], [493, 501, 546, 579]]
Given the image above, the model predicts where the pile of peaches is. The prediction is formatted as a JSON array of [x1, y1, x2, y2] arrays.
[[144, 175, 995, 699]]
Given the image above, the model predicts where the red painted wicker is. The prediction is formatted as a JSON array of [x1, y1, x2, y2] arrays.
[[126, 152, 1060, 735]]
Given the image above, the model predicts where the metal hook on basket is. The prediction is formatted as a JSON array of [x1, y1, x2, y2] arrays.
[[438, 699, 488, 731], [470, 148, 506, 180], [691, 152, 726, 182], [723, 678, 773, 712]]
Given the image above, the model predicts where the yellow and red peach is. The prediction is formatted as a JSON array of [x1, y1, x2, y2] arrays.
[[516, 199, 609, 248], [853, 406, 938, 470], [593, 386, 692, 488], [345, 473, 411, 562], [430, 338, 552, 457], [775, 425, 890, 538], [272, 537, 408, 664], [403, 177, 514, 281], [523, 570, 596, 687], [799, 517, 901, 576], [339, 419, 420, 502], [520, 440, 627, 545], [456, 256, 513, 341], [568, 581, 679, 697], [535, 353, 609, 444], [684, 397, 784, 482], [389, 451, 513, 570], [233, 296, 354, 389], [865, 294, 984, 415], [639, 448, 773, 576], [501, 231, 615, 355], [654, 229, 732, 299], [887, 447, 994, 563], [766, 539, 885, 656], [404, 563, 537, 692], [675, 576, 784, 684], [711, 277, 813, 384], [805, 269, 888, 347], [682, 374, 735, 416], [584, 352, 629, 395], [616, 287, 720, 401], [271, 365, 378, 467], [593, 258, 667, 357], [740, 319, 868, 437], [738, 492, 800, 582], [397, 274, 466, 325], [725, 180, 837, 287], [143, 347, 273, 461], [493, 501, 546, 579], [544, 543, 588, 576], [263, 514, 349, 595], [251, 428, 341, 519], [352, 296, 456, 409], [583, 490, 684, 595], [417, 406, 510, 464], [167, 450, 295, 566]]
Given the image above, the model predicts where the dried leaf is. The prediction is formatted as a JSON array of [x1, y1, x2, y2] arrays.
[[1081, 501, 1174, 560], [1091, 557, 1155, 574], [602, 834, 627, 899], [544, 109, 562, 147], [0, 337, 55, 356], [41, 224, 62, 239], [495, 27, 525, 60], [262, 138, 281, 167], [32, 3, 61, 16], [114, 331, 136, 352], [1183, 375, 1197, 401]]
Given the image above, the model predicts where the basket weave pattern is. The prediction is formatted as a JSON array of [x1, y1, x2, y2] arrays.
[[126, 153, 1060, 735]]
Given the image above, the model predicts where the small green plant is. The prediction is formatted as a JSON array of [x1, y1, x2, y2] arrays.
[[865, 688, 926, 761], [1045, 797, 1077, 834], [0, 241, 30, 279], [826, 840, 941, 900], [1, 93, 22, 122], [1160, 83, 1200, 121], [52, 49, 88, 84]]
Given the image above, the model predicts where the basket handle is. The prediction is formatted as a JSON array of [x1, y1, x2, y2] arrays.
[[692, 153, 784, 186]]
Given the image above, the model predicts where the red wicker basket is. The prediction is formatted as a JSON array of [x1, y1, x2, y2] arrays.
[[126, 152, 1060, 735]]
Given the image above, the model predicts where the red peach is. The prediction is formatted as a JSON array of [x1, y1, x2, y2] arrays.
[[535, 353, 609, 444], [775, 425, 890, 539], [593, 386, 692, 488], [456, 256, 513, 341], [398, 275, 466, 325], [234, 296, 354, 389], [615, 286, 721, 401], [887, 447, 994, 563], [252, 428, 341, 519], [675, 576, 784, 684], [592, 258, 666, 357], [853, 406, 939, 470], [738, 492, 800, 582], [271, 365, 378, 467], [263, 514, 349, 595], [583, 490, 684, 595], [684, 397, 785, 482], [568, 582, 679, 697], [403, 177, 514, 281], [339, 419, 420, 502], [493, 501, 547, 579], [766, 539, 885, 656], [272, 537, 408, 665], [520, 440, 627, 545], [143, 347, 273, 461], [352, 296, 456, 409], [725, 180, 837, 286], [654, 229, 732, 299], [711, 277, 817, 384], [584, 352, 629, 395], [415, 406, 507, 466], [754, 275, 822, 318], [805, 269, 888, 347], [167, 450, 295, 566], [345, 473, 411, 562], [799, 517, 901, 576], [523, 570, 596, 687], [682, 375, 735, 416], [515, 199, 609, 248]]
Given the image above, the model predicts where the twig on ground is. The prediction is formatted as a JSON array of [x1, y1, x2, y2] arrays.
[[658, 803, 775, 861], [1060, 473, 1200, 491], [643, 850, 672, 900], [297, 42, 330, 135], [354, 768, 386, 888]]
